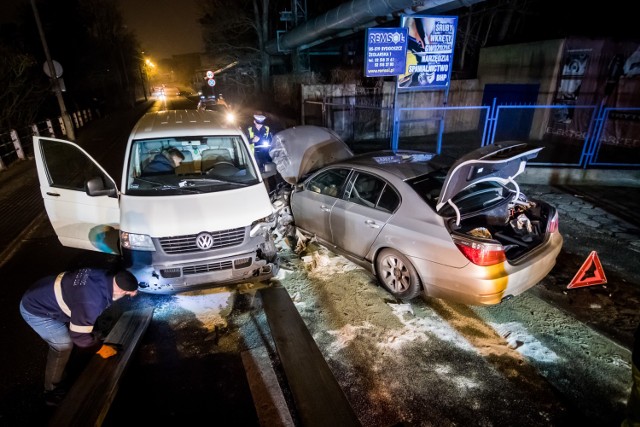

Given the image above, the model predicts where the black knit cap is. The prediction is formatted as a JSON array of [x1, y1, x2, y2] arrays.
[[114, 270, 139, 291]]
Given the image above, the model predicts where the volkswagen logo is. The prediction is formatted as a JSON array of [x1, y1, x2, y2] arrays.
[[195, 232, 214, 250]]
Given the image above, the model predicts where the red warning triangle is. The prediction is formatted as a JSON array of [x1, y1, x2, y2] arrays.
[[567, 251, 607, 289]]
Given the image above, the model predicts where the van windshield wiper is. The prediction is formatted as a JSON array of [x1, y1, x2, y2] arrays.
[[180, 179, 248, 188], [133, 177, 202, 193], [134, 177, 166, 187]]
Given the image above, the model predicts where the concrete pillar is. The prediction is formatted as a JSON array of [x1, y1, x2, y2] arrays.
[[46, 119, 55, 136], [58, 117, 67, 136], [9, 130, 25, 160]]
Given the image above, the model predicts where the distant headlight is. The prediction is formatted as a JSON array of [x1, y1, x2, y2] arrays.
[[120, 231, 155, 251], [226, 112, 236, 123]]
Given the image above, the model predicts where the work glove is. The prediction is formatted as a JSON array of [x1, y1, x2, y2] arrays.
[[97, 344, 118, 359]]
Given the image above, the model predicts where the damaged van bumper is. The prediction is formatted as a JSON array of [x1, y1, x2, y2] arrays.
[[123, 228, 278, 294]]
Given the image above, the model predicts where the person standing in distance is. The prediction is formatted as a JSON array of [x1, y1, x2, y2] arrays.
[[19, 268, 139, 406]]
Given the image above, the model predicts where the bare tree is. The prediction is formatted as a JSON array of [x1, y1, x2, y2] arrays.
[[253, 0, 270, 92], [200, 0, 271, 99], [0, 44, 47, 129], [78, 0, 141, 107]]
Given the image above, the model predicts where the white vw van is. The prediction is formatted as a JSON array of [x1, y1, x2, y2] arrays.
[[33, 110, 278, 294]]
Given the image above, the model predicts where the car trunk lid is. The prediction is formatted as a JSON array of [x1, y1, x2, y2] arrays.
[[436, 142, 543, 212]]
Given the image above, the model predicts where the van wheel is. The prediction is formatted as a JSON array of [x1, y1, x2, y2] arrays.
[[375, 249, 421, 300]]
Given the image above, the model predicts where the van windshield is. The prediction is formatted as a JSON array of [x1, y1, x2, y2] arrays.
[[125, 135, 260, 195]]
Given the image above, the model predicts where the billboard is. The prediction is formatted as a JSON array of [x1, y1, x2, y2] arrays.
[[398, 15, 458, 90], [365, 28, 408, 77]]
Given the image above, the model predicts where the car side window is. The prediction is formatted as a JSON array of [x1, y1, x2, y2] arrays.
[[347, 172, 386, 208], [305, 168, 350, 197], [377, 185, 400, 213], [40, 139, 112, 191]]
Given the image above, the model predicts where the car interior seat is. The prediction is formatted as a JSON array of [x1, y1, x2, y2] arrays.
[[353, 176, 378, 207], [140, 141, 165, 172], [201, 148, 233, 171]]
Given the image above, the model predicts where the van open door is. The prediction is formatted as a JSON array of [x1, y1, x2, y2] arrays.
[[33, 136, 121, 254]]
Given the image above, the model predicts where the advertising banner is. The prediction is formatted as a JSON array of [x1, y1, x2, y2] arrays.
[[398, 15, 457, 90], [365, 28, 408, 77]]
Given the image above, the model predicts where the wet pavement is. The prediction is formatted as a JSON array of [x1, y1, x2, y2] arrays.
[[531, 184, 640, 249], [0, 158, 42, 263]]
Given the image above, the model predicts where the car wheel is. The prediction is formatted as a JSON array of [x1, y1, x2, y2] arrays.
[[375, 249, 422, 300]]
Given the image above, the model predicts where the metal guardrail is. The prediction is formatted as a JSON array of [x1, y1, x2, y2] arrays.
[[0, 108, 96, 171]]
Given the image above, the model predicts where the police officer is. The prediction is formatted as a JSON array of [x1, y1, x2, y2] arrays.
[[246, 112, 272, 167]]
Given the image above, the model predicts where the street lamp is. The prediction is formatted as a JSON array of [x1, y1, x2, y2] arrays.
[[141, 55, 158, 96]]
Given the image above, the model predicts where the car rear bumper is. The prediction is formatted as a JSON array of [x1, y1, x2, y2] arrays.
[[411, 232, 563, 306]]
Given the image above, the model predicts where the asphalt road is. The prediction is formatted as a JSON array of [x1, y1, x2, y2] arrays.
[[1, 95, 639, 426]]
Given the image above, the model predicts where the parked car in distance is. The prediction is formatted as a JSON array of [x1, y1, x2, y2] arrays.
[[197, 97, 236, 124], [269, 126, 563, 306]]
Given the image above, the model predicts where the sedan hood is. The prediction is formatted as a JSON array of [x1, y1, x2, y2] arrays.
[[436, 142, 543, 212], [269, 126, 354, 184]]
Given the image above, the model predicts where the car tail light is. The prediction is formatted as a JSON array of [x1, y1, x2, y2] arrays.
[[453, 236, 506, 266], [547, 210, 559, 233]]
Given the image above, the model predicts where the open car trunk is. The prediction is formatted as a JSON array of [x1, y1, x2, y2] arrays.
[[434, 142, 553, 262], [446, 187, 557, 261]]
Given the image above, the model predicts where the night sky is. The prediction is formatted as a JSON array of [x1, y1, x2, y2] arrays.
[[2, 0, 637, 62], [117, 0, 204, 60]]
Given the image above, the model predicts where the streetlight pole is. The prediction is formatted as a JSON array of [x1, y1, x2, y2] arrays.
[[139, 52, 148, 101], [30, 0, 75, 141], [139, 61, 148, 102]]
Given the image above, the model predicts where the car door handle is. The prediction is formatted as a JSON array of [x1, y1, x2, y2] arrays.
[[320, 205, 331, 212], [46, 192, 61, 197], [364, 219, 380, 228]]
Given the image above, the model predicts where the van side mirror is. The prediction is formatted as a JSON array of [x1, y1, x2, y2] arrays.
[[85, 177, 117, 197]]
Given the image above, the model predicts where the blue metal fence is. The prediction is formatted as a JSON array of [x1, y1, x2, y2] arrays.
[[305, 98, 640, 169]]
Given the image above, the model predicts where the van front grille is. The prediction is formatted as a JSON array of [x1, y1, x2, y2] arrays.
[[158, 227, 245, 254], [183, 261, 233, 275]]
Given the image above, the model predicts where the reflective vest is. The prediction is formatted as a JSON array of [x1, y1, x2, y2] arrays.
[[247, 125, 271, 153]]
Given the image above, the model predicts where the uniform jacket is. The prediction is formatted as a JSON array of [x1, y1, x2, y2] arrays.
[[21, 268, 115, 348], [247, 124, 272, 151]]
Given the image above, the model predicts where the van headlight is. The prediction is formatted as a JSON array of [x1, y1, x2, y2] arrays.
[[120, 231, 155, 251], [250, 212, 277, 236]]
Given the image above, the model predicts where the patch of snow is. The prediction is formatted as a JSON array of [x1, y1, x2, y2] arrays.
[[491, 321, 559, 363], [172, 288, 234, 332]]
